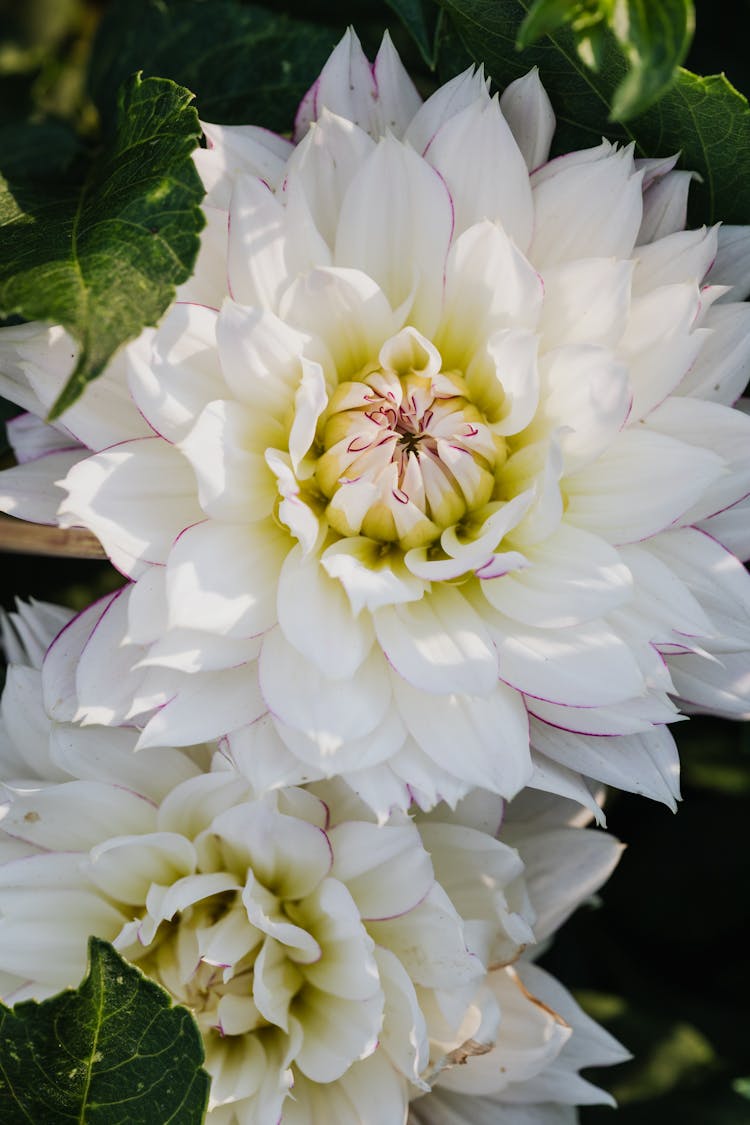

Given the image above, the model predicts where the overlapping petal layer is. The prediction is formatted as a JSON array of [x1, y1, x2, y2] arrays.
[[1, 30, 749, 815]]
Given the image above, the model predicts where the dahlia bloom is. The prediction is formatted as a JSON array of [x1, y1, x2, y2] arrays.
[[0, 601, 625, 1123], [2, 31, 750, 815]]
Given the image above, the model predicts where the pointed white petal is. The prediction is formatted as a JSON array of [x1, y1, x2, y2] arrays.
[[334, 135, 452, 334], [0, 450, 85, 525], [499, 68, 555, 171], [425, 96, 533, 248], [530, 144, 643, 267]]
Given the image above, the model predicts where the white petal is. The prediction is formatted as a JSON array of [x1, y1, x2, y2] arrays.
[[74, 587, 149, 725], [217, 298, 309, 415], [16, 329, 149, 449], [334, 135, 452, 334], [669, 648, 750, 717], [372, 31, 423, 136], [516, 826, 623, 942], [648, 527, 750, 647], [166, 519, 288, 638], [528, 691, 679, 736], [174, 205, 228, 308], [539, 258, 633, 350], [705, 224, 750, 300], [621, 281, 706, 420], [530, 720, 680, 809], [425, 96, 533, 248], [374, 586, 498, 696], [260, 627, 391, 751], [368, 884, 481, 991], [530, 144, 643, 268], [292, 986, 382, 1083], [42, 593, 118, 722], [637, 170, 695, 244], [127, 303, 225, 443], [483, 607, 645, 706], [321, 537, 426, 614], [404, 67, 490, 155], [524, 344, 631, 472], [499, 68, 555, 172], [564, 428, 724, 543], [196, 120, 292, 205], [0, 450, 85, 525], [642, 396, 750, 523], [699, 497, 750, 559], [277, 544, 374, 677], [677, 301, 750, 404], [375, 946, 429, 1086], [179, 398, 281, 522], [437, 221, 543, 371], [329, 821, 433, 920], [280, 266, 396, 378], [6, 413, 77, 464], [137, 662, 266, 747], [2, 780, 155, 851], [481, 524, 632, 627], [392, 676, 532, 798], [58, 439, 203, 577], [226, 174, 290, 311], [633, 225, 718, 294], [285, 109, 375, 250], [296, 28, 377, 140]]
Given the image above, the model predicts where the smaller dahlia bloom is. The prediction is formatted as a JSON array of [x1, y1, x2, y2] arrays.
[[0, 602, 624, 1124], [2, 30, 750, 817]]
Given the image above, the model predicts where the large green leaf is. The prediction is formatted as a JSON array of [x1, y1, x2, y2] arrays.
[[0, 74, 205, 419], [88, 0, 341, 132], [0, 937, 209, 1124], [436, 0, 750, 225]]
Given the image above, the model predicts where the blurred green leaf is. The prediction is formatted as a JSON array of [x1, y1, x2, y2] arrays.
[[0, 937, 209, 1123], [89, 0, 340, 131], [515, 1, 694, 119], [435, 0, 750, 223], [609, 0, 695, 120], [0, 74, 204, 419], [733, 1077, 750, 1099]]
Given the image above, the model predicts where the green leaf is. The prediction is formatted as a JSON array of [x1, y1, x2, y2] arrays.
[[0, 74, 205, 419], [734, 1078, 750, 1099], [435, 0, 750, 224], [88, 0, 341, 132], [609, 0, 695, 120], [0, 937, 210, 1124], [385, 0, 443, 66]]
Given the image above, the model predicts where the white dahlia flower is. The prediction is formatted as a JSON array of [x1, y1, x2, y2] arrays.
[[0, 600, 625, 1124], [2, 30, 750, 815]]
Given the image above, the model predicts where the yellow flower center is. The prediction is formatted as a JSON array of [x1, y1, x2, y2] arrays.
[[315, 327, 503, 550]]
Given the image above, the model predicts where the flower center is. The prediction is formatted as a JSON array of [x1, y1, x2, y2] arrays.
[[315, 328, 501, 550]]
